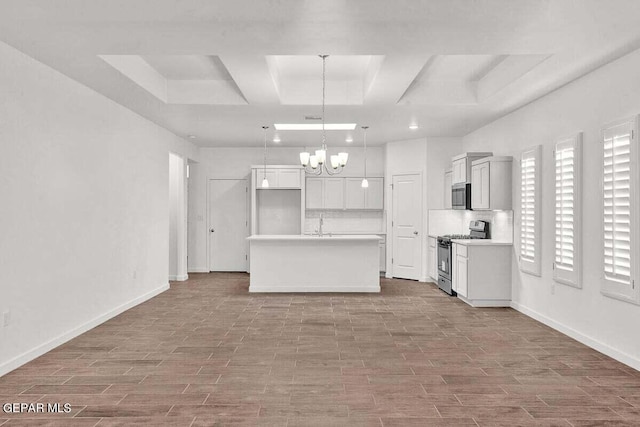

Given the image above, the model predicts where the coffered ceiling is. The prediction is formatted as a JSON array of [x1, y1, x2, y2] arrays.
[[1, 0, 639, 147]]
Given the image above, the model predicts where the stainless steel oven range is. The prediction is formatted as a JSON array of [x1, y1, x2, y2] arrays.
[[437, 220, 489, 295]]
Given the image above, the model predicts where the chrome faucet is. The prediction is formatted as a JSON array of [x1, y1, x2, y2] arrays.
[[318, 213, 324, 237]]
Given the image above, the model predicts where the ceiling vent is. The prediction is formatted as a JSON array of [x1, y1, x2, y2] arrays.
[[304, 115, 322, 121]]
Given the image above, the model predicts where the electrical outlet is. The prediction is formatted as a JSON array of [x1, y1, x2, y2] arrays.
[[3, 311, 11, 327], [551, 283, 555, 295]]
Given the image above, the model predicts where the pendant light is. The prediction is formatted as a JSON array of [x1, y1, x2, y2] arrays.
[[299, 55, 349, 175], [261, 125, 269, 188], [361, 126, 369, 188]]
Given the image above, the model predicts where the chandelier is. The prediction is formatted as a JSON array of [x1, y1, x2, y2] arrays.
[[299, 55, 349, 175]]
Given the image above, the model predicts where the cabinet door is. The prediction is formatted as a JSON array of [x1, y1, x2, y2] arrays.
[[306, 178, 323, 209], [452, 161, 459, 184], [444, 171, 452, 209], [471, 162, 490, 210], [345, 178, 365, 209], [471, 165, 482, 209], [365, 177, 384, 210], [451, 243, 458, 292], [480, 162, 490, 209], [459, 158, 467, 183], [277, 169, 301, 188], [456, 255, 468, 297], [323, 178, 344, 209], [428, 244, 437, 280], [379, 242, 386, 272], [452, 159, 467, 184], [256, 169, 278, 188]]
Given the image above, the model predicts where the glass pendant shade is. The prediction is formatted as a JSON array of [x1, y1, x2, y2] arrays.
[[330, 155, 340, 169], [261, 178, 269, 188], [300, 152, 310, 166], [315, 149, 326, 164], [338, 152, 349, 166], [361, 178, 369, 188], [309, 155, 319, 169]]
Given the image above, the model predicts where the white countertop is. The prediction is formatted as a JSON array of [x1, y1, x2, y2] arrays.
[[451, 239, 513, 246], [304, 231, 385, 236], [248, 234, 382, 241]]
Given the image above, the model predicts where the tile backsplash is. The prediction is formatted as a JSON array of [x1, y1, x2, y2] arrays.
[[428, 209, 513, 242], [305, 210, 385, 234]]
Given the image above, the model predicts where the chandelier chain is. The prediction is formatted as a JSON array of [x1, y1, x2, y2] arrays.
[[321, 54, 326, 149]]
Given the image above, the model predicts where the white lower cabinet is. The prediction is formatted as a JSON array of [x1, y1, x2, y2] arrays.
[[455, 247, 468, 297], [428, 237, 437, 281], [452, 242, 511, 307], [379, 235, 386, 272]]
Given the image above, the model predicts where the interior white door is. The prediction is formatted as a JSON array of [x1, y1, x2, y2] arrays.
[[392, 174, 422, 280], [208, 179, 248, 271]]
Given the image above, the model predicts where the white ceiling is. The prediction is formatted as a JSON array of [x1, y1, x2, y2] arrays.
[[1, 0, 640, 147]]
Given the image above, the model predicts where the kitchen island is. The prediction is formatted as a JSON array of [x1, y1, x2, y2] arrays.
[[247, 234, 381, 292]]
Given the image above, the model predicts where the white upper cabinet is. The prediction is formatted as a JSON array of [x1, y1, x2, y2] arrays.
[[308, 177, 383, 210], [305, 178, 323, 209], [451, 152, 493, 184], [471, 161, 490, 210], [277, 169, 302, 188], [364, 177, 384, 210], [323, 178, 345, 209], [471, 156, 512, 211], [345, 178, 366, 209], [256, 169, 278, 188], [255, 167, 302, 189], [452, 158, 467, 184]]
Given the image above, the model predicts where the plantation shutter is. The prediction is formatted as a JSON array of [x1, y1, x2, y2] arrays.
[[603, 122, 632, 285], [520, 146, 541, 275], [554, 135, 582, 287]]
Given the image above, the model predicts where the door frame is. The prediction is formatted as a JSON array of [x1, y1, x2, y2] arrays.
[[206, 178, 250, 272], [388, 171, 424, 281]]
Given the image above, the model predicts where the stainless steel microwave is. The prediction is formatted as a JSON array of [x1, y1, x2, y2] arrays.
[[452, 183, 471, 210]]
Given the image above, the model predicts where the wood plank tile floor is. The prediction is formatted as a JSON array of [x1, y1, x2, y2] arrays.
[[1, 273, 639, 426]]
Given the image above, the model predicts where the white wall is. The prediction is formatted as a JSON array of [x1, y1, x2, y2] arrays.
[[426, 137, 464, 210], [462, 47, 640, 369], [168, 152, 188, 281], [187, 146, 385, 272], [0, 41, 199, 375]]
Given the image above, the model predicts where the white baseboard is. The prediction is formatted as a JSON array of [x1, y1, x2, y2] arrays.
[[250, 286, 380, 293], [510, 301, 640, 371], [0, 283, 170, 377], [188, 268, 209, 273], [459, 296, 510, 307], [168, 274, 188, 281]]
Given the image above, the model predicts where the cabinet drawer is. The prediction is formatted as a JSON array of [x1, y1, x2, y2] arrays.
[[456, 244, 468, 257]]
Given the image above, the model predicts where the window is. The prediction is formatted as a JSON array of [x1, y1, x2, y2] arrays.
[[520, 145, 542, 276], [554, 134, 582, 287], [602, 117, 639, 304]]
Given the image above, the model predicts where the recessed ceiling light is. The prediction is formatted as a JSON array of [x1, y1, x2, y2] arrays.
[[188, 134, 196, 139], [345, 136, 353, 143], [409, 124, 419, 130], [273, 136, 281, 143], [274, 123, 357, 131]]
